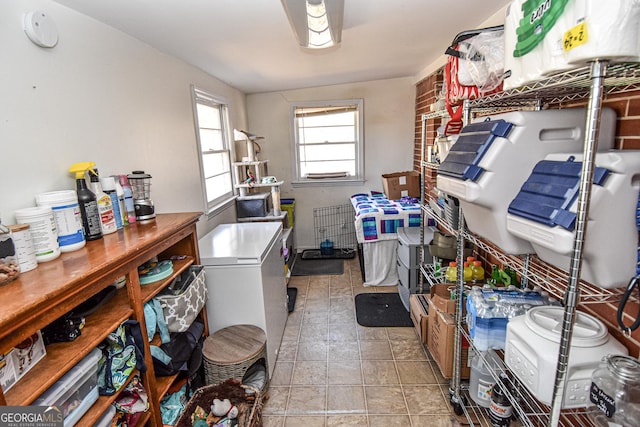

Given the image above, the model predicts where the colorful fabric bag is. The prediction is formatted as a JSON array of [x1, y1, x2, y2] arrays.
[[98, 320, 147, 396]]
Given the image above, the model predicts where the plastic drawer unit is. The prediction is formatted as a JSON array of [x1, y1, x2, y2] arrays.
[[396, 226, 436, 311], [507, 150, 640, 289], [34, 348, 102, 427], [436, 108, 615, 254]]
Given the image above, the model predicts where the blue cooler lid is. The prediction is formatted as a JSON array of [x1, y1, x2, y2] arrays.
[[438, 119, 513, 182], [507, 156, 610, 230]]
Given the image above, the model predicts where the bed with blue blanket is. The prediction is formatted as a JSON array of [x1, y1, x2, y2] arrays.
[[350, 192, 422, 286]]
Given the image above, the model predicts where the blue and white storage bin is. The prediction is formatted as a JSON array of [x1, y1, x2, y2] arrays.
[[507, 150, 640, 289], [437, 108, 616, 254]]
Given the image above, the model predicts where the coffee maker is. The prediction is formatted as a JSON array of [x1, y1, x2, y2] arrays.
[[127, 170, 156, 221]]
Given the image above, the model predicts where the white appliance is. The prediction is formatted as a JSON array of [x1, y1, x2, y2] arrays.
[[504, 306, 628, 409], [198, 222, 288, 379]]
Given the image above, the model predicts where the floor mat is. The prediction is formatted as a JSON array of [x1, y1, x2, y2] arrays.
[[301, 248, 356, 260], [355, 292, 413, 327], [287, 287, 297, 312], [291, 254, 344, 276]]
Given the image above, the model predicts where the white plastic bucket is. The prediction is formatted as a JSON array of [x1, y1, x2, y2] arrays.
[[14, 206, 60, 262], [36, 190, 86, 252]]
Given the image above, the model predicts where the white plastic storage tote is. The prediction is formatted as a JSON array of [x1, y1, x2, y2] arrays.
[[436, 108, 615, 254], [505, 306, 628, 408], [506, 150, 640, 289]]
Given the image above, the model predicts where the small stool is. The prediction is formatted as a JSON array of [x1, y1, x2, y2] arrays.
[[202, 324, 268, 388]]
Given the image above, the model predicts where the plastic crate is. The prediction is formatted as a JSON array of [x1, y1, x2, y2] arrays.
[[34, 348, 102, 426]]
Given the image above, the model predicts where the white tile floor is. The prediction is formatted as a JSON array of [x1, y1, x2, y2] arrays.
[[262, 256, 459, 427]]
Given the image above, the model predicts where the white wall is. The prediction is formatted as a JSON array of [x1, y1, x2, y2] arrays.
[[414, 5, 509, 83], [246, 77, 416, 250], [0, 0, 246, 238]]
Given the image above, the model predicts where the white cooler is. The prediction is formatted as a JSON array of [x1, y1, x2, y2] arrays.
[[436, 108, 615, 254], [507, 150, 640, 289], [504, 306, 628, 408]]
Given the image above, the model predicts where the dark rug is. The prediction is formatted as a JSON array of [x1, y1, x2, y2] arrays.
[[355, 293, 413, 327], [287, 287, 297, 312], [301, 248, 356, 260], [291, 254, 344, 276]]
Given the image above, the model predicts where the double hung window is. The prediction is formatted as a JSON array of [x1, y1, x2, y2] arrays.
[[192, 87, 234, 212], [291, 99, 364, 184]]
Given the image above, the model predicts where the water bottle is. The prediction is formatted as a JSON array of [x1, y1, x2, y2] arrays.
[[470, 350, 500, 408]]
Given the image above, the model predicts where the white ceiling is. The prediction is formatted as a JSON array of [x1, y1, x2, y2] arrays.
[[54, 0, 510, 94]]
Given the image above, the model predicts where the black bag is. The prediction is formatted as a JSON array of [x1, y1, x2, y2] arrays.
[[42, 285, 118, 345], [153, 320, 204, 379]]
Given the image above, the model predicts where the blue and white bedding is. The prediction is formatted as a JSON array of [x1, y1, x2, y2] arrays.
[[350, 192, 422, 243]]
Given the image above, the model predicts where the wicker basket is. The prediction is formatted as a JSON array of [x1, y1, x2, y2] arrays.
[[175, 379, 263, 427], [202, 325, 268, 391]]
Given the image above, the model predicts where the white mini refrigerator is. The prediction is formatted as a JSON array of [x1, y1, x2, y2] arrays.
[[198, 222, 288, 379]]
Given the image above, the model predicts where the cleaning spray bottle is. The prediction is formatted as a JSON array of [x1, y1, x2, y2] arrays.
[[118, 175, 136, 224], [68, 162, 103, 241], [112, 175, 128, 226], [88, 168, 117, 235], [100, 176, 123, 230]]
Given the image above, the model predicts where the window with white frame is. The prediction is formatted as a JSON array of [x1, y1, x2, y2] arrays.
[[192, 87, 234, 212], [290, 99, 364, 183]]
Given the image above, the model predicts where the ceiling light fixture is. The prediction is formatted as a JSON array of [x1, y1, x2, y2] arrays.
[[281, 0, 344, 50]]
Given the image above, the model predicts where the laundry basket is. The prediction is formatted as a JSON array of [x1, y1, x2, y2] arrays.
[[174, 379, 263, 427]]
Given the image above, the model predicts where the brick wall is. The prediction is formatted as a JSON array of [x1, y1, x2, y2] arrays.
[[413, 70, 640, 357], [413, 69, 444, 204]]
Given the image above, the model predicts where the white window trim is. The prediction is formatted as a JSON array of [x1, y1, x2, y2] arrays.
[[191, 85, 236, 215], [289, 99, 365, 186]]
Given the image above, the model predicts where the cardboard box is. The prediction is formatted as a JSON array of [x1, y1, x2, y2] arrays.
[[0, 330, 47, 391], [427, 298, 470, 379], [382, 171, 420, 200], [409, 294, 429, 345], [430, 284, 456, 314], [429, 283, 468, 315]]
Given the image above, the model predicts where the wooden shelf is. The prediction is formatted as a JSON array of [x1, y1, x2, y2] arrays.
[[232, 160, 269, 167], [139, 256, 195, 303], [234, 181, 284, 189], [79, 369, 140, 425], [5, 287, 133, 406], [0, 212, 203, 427]]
